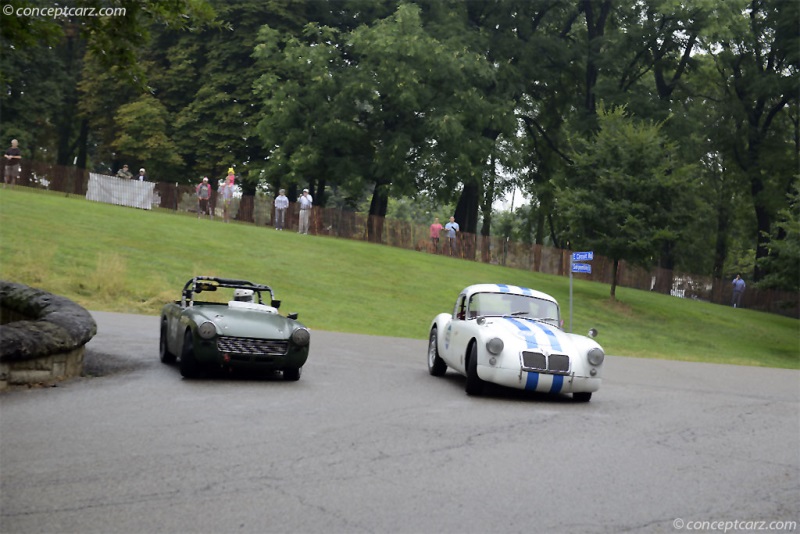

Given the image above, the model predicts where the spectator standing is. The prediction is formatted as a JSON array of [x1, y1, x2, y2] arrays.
[[137, 168, 147, 181], [4, 139, 22, 188], [196, 177, 212, 219], [731, 274, 746, 308], [116, 164, 133, 180], [220, 175, 234, 223], [444, 216, 460, 257], [298, 188, 313, 234], [429, 217, 444, 253], [274, 188, 289, 230]]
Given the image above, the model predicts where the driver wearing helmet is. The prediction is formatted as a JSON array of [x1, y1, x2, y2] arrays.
[[233, 288, 254, 303]]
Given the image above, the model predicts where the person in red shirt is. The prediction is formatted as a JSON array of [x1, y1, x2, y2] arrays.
[[429, 217, 444, 253]]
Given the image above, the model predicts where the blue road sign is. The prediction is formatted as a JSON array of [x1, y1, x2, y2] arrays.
[[572, 262, 592, 274], [572, 251, 594, 262]]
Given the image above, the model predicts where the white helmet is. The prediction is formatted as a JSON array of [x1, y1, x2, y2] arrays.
[[233, 288, 254, 302]]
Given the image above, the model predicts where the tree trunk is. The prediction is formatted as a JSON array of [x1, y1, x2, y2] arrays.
[[454, 182, 479, 234], [610, 258, 619, 300], [75, 119, 89, 170], [580, 0, 612, 118], [367, 181, 389, 243]]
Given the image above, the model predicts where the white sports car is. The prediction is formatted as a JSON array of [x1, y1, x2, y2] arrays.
[[427, 284, 604, 401]]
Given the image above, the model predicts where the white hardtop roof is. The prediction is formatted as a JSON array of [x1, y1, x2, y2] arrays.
[[462, 284, 557, 303]]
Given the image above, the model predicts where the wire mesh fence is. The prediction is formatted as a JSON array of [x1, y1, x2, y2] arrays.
[[5, 160, 798, 317]]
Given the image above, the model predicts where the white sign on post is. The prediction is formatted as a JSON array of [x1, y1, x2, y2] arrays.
[[572, 262, 592, 274]]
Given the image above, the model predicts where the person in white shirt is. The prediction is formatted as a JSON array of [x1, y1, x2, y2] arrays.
[[274, 189, 289, 230], [297, 188, 313, 234], [444, 216, 460, 256]]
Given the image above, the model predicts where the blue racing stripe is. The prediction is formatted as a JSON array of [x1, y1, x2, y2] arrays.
[[529, 322, 562, 351], [525, 372, 539, 391], [497, 284, 510, 293], [505, 317, 539, 349], [550, 374, 563, 393]]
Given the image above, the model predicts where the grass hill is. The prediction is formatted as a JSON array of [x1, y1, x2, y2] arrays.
[[1, 188, 797, 369]]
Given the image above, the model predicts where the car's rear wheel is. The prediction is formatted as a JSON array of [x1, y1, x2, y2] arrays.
[[428, 328, 447, 376], [179, 330, 202, 378], [573, 392, 592, 402], [283, 367, 302, 381], [465, 342, 485, 396], [159, 318, 176, 364]]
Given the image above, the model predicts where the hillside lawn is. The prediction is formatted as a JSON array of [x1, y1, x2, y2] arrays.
[[1, 187, 797, 370]]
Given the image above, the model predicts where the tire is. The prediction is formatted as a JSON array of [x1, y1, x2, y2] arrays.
[[179, 330, 202, 378], [159, 319, 176, 364], [283, 367, 302, 381], [427, 328, 447, 376], [573, 392, 592, 402], [465, 342, 485, 396]]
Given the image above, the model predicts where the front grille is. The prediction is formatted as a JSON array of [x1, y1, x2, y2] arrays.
[[522, 351, 546, 370], [217, 337, 289, 356], [548, 354, 570, 373], [521, 351, 569, 374]]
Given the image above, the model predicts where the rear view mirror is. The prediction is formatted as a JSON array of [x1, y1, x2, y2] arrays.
[[588, 328, 598, 338], [288, 312, 298, 320]]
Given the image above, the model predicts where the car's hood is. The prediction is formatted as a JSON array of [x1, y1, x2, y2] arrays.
[[488, 316, 583, 354], [191, 306, 301, 339]]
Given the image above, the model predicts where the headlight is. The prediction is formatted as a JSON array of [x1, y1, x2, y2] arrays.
[[291, 327, 310, 347], [197, 321, 217, 340], [587, 347, 605, 366], [486, 337, 504, 355]]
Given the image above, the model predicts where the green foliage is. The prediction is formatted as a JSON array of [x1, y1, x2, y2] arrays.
[[386, 194, 454, 226], [561, 106, 694, 274], [113, 94, 185, 177], [758, 182, 800, 291]]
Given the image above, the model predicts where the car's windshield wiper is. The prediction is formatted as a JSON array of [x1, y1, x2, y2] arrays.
[[506, 312, 558, 323]]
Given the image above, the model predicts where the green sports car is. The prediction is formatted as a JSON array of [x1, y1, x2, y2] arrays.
[[159, 276, 310, 380]]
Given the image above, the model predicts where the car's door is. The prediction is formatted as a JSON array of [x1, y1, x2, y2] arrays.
[[442, 294, 468, 373]]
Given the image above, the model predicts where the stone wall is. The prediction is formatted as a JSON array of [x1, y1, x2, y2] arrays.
[[0, 281, 97, 390]]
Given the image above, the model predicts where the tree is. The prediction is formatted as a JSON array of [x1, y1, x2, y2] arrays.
[[757, 182, 800, 291], [559, 106, 694, 299], [113, 94, 185, 179], [3, 0, 218, 170], [704, 0, 799, 282], [254, 2, 500, 241]]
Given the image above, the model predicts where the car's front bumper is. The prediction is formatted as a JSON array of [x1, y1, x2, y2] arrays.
[[195, 339, 309, 371], [478, 365, 600, 394]]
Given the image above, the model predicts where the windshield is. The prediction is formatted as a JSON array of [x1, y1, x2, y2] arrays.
[[468, 292, 560, 326]]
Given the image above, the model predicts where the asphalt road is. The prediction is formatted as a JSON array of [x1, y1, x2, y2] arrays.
[[1, 311, 798, 534]]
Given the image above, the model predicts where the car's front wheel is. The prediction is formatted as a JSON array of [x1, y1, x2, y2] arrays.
[[179, 330, 202, 379], [573, 392, 592, 402], [428, 328, 447, 376], [159, 318, 176, 364], [283, 367, 302, 381], [465, 342, 485, 396]]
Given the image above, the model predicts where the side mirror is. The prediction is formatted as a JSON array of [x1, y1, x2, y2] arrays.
[[287, 312, 298, 320], [588, 328, 598, 338], [272, 299, 281, 309]]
